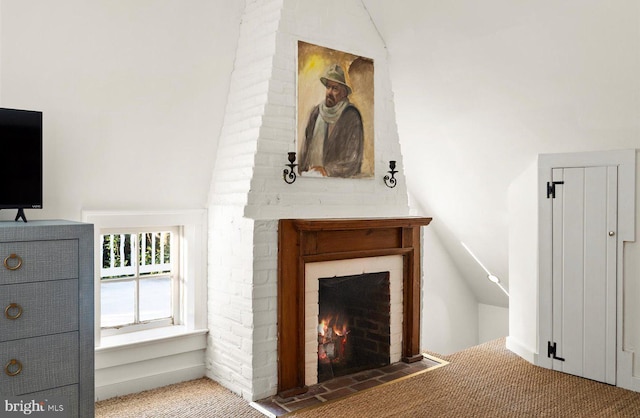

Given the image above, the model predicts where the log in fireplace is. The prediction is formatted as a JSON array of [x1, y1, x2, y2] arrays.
[[277, 217, 432, 397]]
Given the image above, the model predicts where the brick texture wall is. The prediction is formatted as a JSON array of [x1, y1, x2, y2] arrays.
[[207, 0, 409, 401]]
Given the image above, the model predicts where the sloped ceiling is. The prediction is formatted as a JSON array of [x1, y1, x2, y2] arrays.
[[362, 0, 640, 307], [4, 1, 633, 307]]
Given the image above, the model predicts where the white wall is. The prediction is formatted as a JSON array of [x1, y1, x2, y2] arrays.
[[408, 195, 481, 354], [0, 0, 243, 221], [506, 159, 538, 362], [478, 303, 509, 345], [363, 0, 640, 310], [421, 226, 478, 354], [0, 0, 243, 399]]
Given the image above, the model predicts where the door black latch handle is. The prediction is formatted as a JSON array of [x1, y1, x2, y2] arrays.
[[547, 341, 565, 361], [547, 181, 565, 199]]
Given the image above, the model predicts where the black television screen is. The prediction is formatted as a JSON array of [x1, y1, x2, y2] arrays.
[[0, 108, 43, 220]]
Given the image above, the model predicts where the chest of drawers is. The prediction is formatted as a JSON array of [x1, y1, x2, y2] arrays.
[[0, 220, 93, 417]]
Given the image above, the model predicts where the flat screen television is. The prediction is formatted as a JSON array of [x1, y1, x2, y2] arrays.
[[0, 108, 43, 222]]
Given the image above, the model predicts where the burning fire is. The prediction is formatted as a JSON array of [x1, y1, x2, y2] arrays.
[[318, 314, 350, 363]]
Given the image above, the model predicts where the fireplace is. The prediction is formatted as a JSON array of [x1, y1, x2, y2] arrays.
[[278, 217, 431, 397], [317, 271, 390, 382], [304, 255, 404, 386]]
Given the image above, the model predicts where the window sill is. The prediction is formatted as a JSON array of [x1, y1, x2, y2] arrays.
[[96, 326, 208, 352]]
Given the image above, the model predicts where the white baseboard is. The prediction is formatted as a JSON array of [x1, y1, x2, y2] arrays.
[[617, 349, 640, 392], [95, 331, 208, 401], [95, 364, 206, 401], [506, 335, 536, 364]]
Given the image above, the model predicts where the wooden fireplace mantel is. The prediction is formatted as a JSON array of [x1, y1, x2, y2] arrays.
[[277, 217, 432, 397]]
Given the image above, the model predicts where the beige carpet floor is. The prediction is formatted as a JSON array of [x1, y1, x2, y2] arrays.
[[95, 378, 263, 418], [96, 339, 640, 417], [289, 339, 640, 417]]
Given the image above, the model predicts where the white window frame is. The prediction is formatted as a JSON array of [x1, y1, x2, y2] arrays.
[[83, 210, 207, 348], [100, 226, 180, 336]]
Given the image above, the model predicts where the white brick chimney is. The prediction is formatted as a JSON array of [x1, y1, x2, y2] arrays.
[[206, 0, 410, 401]]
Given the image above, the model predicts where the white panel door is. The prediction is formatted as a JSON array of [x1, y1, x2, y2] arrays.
[[550, 166, 617, 384]]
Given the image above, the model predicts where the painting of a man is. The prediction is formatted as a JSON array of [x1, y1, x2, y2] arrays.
[[299, 64, 364, 177], [297, 42, 374, 179]]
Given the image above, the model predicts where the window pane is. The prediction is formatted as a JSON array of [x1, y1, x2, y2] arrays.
[[101, 233, 135, 279], [101, 280, 135, 327], [99, 227, 177, 332], [139, 276, 172, 322], [139, 231, 172, 276]]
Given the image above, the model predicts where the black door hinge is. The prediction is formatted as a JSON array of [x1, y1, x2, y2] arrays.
[[547, 341, 565, 361], [547, 181, 564, 199]]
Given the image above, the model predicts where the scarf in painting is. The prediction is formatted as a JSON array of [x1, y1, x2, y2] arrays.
[[307, 99, 350, 167], [319, 99, 349, 124]]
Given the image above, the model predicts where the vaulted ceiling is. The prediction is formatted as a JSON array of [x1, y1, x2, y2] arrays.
[[1, 0, 637, 308], [362, 0, 640, 306]]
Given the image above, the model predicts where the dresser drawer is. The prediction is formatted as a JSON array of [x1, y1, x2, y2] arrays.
[[0, 333, 79, 395], [0, 240, 78, 285], [0, 279, 79, 342]]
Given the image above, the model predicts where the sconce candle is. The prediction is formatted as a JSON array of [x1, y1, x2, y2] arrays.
[[283, 152, 298, 184], [383, 160, 398, 188]]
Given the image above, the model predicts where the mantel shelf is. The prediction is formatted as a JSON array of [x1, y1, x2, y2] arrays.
[[284, 217, 432, 231]]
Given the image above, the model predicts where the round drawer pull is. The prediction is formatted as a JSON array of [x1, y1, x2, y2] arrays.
[[3, 254, 23, 271], [4, 303, 23, 320], [5, 359, 22, 377]]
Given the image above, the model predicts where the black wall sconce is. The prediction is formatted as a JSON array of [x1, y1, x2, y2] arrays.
[[383, 160, 398, 188], [283, 152, 297, 184]]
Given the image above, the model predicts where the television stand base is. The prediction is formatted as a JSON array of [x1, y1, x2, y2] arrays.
[[15, 208, 27, 223]]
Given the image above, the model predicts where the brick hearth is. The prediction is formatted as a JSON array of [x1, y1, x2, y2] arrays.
[[253, 354, 445, 416]]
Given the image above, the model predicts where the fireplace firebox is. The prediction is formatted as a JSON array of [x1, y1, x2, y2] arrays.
[[278, 217, 431, 397], [317, 272, 390, 382]]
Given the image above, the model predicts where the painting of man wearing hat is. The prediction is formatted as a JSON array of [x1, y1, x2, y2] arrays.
[[297, 41, 374, 179]]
